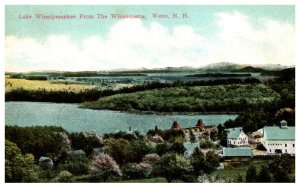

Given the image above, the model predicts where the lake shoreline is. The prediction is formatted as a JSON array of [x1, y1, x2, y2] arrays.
[[6, 101, 239, 116], [80, 106, 240, 116]]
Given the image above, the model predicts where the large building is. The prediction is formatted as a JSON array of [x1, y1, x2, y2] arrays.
[[261, 120, 295, 155], [222, 147, 253, 161], [227, 127, 249, 146]]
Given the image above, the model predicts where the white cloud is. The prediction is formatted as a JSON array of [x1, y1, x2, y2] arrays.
[[208, 11, 295, 66], [5, 12, 295, 72], [6, 20, 206, 72]]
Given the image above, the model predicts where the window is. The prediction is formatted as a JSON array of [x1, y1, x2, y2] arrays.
[[293, 144, 295, 147], [285, 149, 287, 153], [270, 149, 271, 152], [285, 144, 287, 147]]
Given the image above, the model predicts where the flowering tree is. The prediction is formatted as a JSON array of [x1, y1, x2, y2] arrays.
[[90, 153, 121, 182], [142, 153, 161, 176], [142, 153, 161, 163]]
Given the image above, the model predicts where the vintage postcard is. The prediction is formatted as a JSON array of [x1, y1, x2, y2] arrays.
[[4, 4, 295, 184]]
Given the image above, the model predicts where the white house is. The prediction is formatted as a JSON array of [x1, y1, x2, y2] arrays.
[[227, 127, 248, 146], [261, 120, 295, 155]]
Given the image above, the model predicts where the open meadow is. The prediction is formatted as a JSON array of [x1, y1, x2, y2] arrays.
[[5, 78, 95, 93]]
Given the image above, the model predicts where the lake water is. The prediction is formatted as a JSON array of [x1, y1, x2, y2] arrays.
[[5, 101, 237, 134]]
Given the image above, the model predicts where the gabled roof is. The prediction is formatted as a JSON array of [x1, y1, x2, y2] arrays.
[[39, 156, 52, 162], [227, 127, 244, 139], [263, 126, 295, 141], [70, 149, 86, 156], [223, 147, 252, 157]]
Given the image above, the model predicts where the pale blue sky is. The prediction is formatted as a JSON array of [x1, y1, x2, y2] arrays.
[[6, 5, 294, 40], [5, 5, 295, 71]]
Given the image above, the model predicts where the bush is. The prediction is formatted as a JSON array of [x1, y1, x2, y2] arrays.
[[122, 163, 152, 179], [54, 170, 73, 182], [58, 155, 90, 176], [200, 140, 217, 149], [246, 165, 257, 182]]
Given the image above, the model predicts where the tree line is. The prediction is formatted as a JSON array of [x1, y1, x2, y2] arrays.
[[5, 78, 260, 103]]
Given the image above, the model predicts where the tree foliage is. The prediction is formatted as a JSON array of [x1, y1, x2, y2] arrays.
[[5, 126, 67, 160], [122, 162, 152, 179], [83, 84, 279, 113], [68, 132, 102, 157], [90, 153, 121, 182], [160, 152, 192, 182], [257, 165, 272, 182], [58, 155, 90, 176], [191, 148, 220, 175], [5, 140, 41, 182]]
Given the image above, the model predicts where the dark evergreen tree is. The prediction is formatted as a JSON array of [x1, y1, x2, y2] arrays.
[[190, 147, 205, 175]]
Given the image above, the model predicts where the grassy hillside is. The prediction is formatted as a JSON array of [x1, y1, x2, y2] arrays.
[[82, 84, 280, 112], [5, 78, 94, 93]]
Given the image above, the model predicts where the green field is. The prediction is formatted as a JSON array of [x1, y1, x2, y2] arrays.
[[5, 78, 94, 93], [82, 84, 280, 112]]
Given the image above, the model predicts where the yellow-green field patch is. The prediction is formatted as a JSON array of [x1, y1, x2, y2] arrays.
[[5, 78, 94, 93]]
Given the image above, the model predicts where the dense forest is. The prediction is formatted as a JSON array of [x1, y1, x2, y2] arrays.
[[82, 84, 280, 112], [223, 68, 295, 133]]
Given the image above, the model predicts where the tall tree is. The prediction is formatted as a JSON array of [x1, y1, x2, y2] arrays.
[[160, 152, 192, 182], [90, 153, 121, 182], [5, 140, 40, 182], [190, 147, 205, 175], [217, 124, 227, 146]]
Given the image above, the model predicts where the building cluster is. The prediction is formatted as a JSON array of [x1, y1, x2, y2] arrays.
[[165, 119, 295, 161], [171, 120, 218, 142]]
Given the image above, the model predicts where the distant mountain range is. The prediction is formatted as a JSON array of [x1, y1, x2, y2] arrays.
[[6, 62, 293, 74], [199, 62, 291, 72]]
